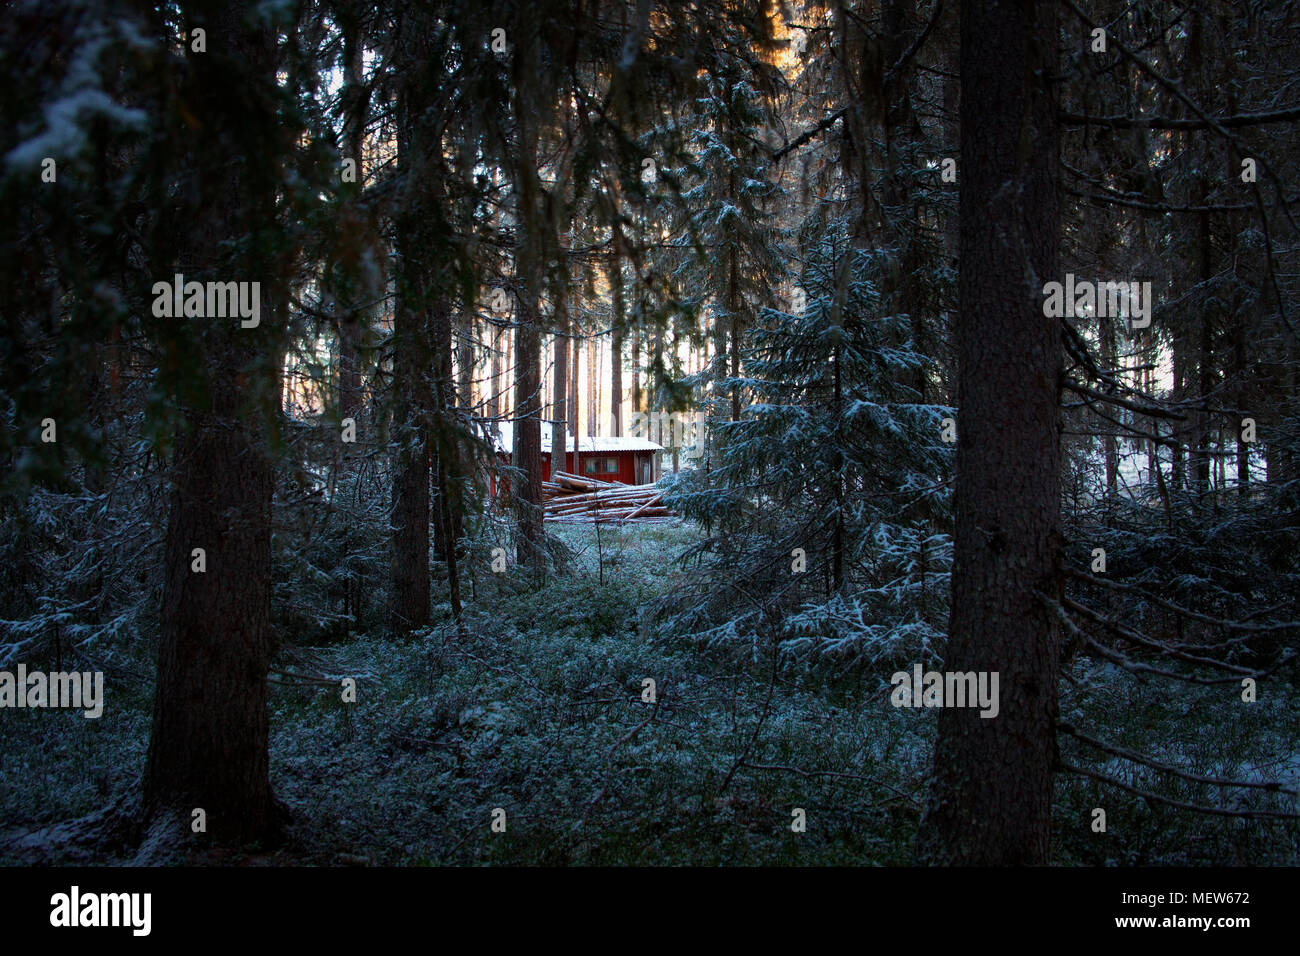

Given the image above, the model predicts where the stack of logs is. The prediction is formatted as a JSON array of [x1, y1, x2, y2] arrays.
[[543, 471, 676, 523]]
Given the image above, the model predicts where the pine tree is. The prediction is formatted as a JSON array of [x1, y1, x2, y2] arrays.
[[665, 217, 953, 669], [664, 65, 784, 429]]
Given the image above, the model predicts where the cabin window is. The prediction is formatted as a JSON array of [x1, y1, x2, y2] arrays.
[[583, 457, 619, 476]]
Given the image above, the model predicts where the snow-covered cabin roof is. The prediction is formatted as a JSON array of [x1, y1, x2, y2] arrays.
[[492, 421, 663, 455]]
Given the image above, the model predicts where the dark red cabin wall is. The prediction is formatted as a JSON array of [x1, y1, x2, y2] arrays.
[[576, 452, 635, 485], [493, 450, 649, 497], [614, 453, 636, 485], [547, 450, 635, 485]]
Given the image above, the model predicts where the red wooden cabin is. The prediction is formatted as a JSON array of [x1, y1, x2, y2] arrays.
[[489, 421, 662, 496]]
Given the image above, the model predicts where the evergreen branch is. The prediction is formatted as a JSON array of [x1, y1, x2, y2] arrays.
[[1058, 722, 1299, 797], [1060, 762, 1300, 820]]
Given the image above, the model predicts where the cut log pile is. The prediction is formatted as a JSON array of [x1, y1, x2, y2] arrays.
[[542, 471, 677, 523]]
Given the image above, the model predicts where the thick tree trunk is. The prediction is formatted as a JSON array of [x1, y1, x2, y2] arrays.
[[918, 0, 1062, 865], [389, 21, 437, 634], [141, 0, 281, 846], [147, 410, 276, 841]]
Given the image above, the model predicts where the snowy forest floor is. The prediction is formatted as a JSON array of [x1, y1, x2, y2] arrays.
[[2, 522, 1298, 866]]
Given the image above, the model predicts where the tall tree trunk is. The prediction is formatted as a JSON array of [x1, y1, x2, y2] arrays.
[[337, 314, 363, 422], [512, 64, 545, 569], [918, 0, 1062, 865], [457, 307, 474, 412], [553, 324, 568, 467], [389, 295, 430, 633], [1193, 199, 1214, 499], [597, 332, 605, 434], [336, 1, 368, 429], [1100, 314, 1118, 496], [389, 19, 436, 634], [610, 249, 624, 436], [1183, 9, 1214, 501], [431, 294, 461, 617], [651, 322, 664, 415], [1234, 320, 1249, 495], [142, 0, 282, 846], [490, 322, 503, 420], [728, 243, 741, 423], [631, 325, 642, 414], [831, 337, 844, 593], [883, 0, 926, 403], [570, 332, 581, 474], [1172, 327, 1188, 490], [939, 15, 960, 405], [1146, 357, 1159, 486], [514, 301, 543, 568], [587, 328, 598, 436]]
